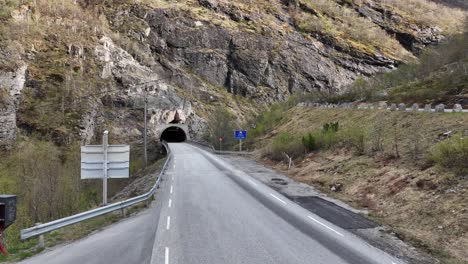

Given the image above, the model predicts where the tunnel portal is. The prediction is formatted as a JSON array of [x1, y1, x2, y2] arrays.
[[160, 126, 187, 142]]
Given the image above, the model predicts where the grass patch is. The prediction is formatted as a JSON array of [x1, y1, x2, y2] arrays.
[[265, 132, 305, 161], [293, 0, 412, 60], [263, 122, 368, 160], [431, 135, 468, 175]]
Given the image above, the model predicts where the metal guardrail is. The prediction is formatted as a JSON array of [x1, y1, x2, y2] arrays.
[[213, 150, 254, 155], [20, 142, 172, 240], [187, 141, 254, 155]]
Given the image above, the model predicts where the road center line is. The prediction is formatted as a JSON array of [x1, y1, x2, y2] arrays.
[[170, 185, 173, 194], [307, 216, 344, 237], [270, 193, 287, 205], [168, 199, 172, 208], [248, 179, 258, 186], [165, 247, 169, 264], [166, 216, 171, 230]]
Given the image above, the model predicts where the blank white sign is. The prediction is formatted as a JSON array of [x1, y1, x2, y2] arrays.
[[81, 145, 130, 179]]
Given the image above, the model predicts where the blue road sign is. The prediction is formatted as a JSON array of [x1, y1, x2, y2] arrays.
[[235, 130, 247, 140]]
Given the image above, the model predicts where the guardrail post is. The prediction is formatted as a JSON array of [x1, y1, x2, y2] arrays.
[[121, 208, 127, 217], [36, 223, 45, 249]]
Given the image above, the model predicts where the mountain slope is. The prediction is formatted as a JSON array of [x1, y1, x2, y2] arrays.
[[0, 0, 465, 149], [0, 0, 466, 260]]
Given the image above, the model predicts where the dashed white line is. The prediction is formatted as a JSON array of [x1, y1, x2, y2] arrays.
[[248, 179, 258, 186], [165, 247, 169, 264], [166, 216, 171, 230], [270, 193, 287, 205], [307, 215, 344, 237], [170, 185, 173, 194], [168, 199, 172, 208]]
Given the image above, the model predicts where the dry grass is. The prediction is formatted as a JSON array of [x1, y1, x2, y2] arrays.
[[360, 0, 467, 34], [292, 0, 412, 59], [255, 107, 468, 263]]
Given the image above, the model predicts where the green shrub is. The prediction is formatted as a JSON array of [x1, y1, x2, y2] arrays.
[[431, 136, 468, 175], [317, 130, 338, 149], [300, 124, 367, 154], [338, 126, 367, 155], [302, 133, 317, 151], [250, 96, 299, 139], [323, 122, 339, 133], [207, 106, 237, 150], [266, 132, 305, 161]]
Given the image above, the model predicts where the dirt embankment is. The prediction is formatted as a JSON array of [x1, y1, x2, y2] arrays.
[[254, 107, 468, 264]]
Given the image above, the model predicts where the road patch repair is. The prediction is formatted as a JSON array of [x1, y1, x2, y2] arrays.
[[221, 155, 436, 264], [285, 195, 377, 230]]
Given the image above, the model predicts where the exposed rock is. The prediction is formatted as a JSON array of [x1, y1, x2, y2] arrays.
[[68, 44, 83, 58], [355, 3, 446, 53], [145, 8, 397, 103], [0, 45, 27, 149], [93, 36, 208, 143]]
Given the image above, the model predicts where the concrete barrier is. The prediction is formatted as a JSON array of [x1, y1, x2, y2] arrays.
[[296, 101, 467, 113]]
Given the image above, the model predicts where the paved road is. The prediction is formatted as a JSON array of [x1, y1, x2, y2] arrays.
[[20, 143, 404, 264]]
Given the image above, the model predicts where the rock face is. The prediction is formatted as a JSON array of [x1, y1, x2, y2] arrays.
[[355, 4, 446, 53], [145, 8, 395, 103], [0, 0, 463, 148], [0, 108, 16, 149], [92, 36, 207, 143], [430, 0, 468, 10], [0, 45, 27, 149]]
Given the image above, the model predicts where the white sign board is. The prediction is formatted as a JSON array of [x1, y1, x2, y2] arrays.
[[81, 145, 130, 179]]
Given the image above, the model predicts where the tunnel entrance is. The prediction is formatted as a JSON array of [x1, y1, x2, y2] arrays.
[[160, 126, 187, 142]]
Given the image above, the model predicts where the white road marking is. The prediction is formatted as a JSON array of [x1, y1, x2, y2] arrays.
[[168, 199, 172, 208], [166, 216, 171, 230], [307, 216, 344, 237], [270, 193, 287, 205], [165, 247, 169, 264], [248, 179, 258, 186], [170, 185, 173, 194]]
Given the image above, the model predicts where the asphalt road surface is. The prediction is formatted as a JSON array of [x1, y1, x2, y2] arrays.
[[20, 143, 404, 264]]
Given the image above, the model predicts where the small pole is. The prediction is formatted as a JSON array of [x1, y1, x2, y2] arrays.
[[102, 130, 109, 206], [239, 139, 242, 152], [36, 223, 45, 249], [144, 88, 148, 167]]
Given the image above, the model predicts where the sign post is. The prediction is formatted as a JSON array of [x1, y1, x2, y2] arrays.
[[219, 137, 223, 151], [234, 130, 247, 152], [102, 131, 109, 206], [81, 131, 130, 206]]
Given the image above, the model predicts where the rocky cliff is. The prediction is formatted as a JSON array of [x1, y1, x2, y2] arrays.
[[0, 0, 465, 148]]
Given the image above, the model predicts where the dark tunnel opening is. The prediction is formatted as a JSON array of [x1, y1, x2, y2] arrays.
[[160, 126, 187, 143]]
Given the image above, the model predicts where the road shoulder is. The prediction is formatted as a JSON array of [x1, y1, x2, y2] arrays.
[[220, 155, 437, 264]]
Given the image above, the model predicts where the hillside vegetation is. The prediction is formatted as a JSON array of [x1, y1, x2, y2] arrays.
[[315, 23, 468, 105], [0, 0, 466, 261], [248, 104, 468, 263]]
